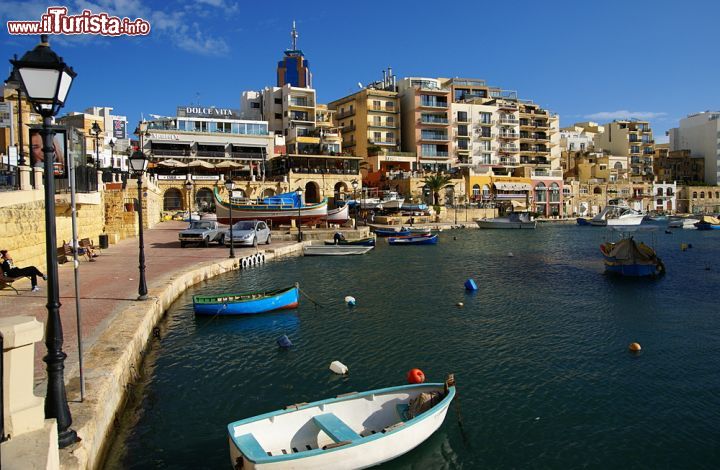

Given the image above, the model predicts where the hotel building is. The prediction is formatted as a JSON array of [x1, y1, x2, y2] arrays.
[[668, 111, 720, 185], [594, 120, 655, 181]]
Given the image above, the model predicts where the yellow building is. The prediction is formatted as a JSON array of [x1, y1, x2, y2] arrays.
[[0, 86, 42, 165], [594, 120, 655, 181]]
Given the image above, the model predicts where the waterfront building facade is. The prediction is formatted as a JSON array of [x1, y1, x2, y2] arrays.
[[0, 85, 42, 167], [57, 107, 130, 172], [651, 181, 677, 213], [668, 111, 720, 185], [594, 120, 655, 182], [654, 147, 705, 184], [677, 185, 720, 214]]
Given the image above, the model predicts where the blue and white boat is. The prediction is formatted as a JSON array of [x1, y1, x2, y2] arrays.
[[695, 215, 720, 230], [227, 378, 456, 469], [373, 228, 410, 237], [600, 227, 664, 277], [193, 284, 299, 316], [388, 234, 439, 245]]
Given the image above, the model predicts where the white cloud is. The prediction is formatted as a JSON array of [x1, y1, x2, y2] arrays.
[[584, 110, 668, 120]]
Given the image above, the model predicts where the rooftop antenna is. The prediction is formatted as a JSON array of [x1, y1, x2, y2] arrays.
[[195, 91, 200, 106], [291, 20, 298, 50], [357, 82, 363, 89]]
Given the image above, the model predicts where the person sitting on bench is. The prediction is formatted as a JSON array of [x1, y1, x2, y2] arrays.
[[1, 249, 46, 292]]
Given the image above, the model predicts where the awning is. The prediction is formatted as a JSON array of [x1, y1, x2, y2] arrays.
[[151, 141, 193, 146], [494, 182, 532, 191], [511, 200, 528, 209]]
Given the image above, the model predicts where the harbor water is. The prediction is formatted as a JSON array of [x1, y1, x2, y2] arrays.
[[105, 224, 720, 468]]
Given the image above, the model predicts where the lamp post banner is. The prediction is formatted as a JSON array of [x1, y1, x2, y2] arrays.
[[113, 119, 126, 139], [0, 102, 11, 128]]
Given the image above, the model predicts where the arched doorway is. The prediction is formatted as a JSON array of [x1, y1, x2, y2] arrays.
[[334, 182, 348, 204], [593, 186, 602, 195], [305, 181, 320, 203], [472, 184, 481, 201], [195, 188, 215, 213], [163, 188, 183, 211], [261, 188, 275, 198]]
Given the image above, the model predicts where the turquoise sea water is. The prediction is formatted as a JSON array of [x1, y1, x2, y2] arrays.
[[106, 224, 720, 469]]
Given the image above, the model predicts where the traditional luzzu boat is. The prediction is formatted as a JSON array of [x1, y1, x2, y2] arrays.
[[323, 237, 376, 246], [694, 215, 720, 230], [388, 234, 438, 245], [227, 377, 456, 469], [192, 284, 299, 316], [372, 227, 411, 237], [322, 205, 350, 224], [213, 189, 328, 225], [600, 227, 665, 277]]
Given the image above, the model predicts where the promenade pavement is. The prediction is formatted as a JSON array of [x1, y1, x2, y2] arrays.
[[0, 220, 298, 387]]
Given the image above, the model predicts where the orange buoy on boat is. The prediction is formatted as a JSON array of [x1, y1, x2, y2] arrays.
[[629, 342, 642, 352], [406, 368, 425, 384]]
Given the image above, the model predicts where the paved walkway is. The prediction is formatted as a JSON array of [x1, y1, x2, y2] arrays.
[[0, 220, 298, 384]]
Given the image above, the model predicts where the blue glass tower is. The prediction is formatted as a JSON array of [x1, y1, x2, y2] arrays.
[[277, 21, 312, 88]]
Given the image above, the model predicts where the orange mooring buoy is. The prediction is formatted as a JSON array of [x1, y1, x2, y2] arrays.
[[629, 342, 642, 352]]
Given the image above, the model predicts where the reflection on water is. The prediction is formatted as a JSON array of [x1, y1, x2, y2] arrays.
[[106, 225, 720, 469]]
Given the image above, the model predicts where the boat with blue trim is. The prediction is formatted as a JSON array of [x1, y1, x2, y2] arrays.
[[213, 188, 328, 225], [600, 227, 664, 277], [227, 376, 456, 469], [372, 227, 411, 237], [323, 237, 376, 246], [388, 234, 439, 245], [694, 215, 720, 230], [193, 284, 299, 316]]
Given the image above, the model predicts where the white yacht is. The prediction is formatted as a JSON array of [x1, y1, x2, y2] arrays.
[[589, 200, 644, 226]]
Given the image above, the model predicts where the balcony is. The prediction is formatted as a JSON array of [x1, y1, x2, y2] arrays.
[[231, 151, 264, 159], [369, 105, 398, 113], [368, 139, 397, 146], [335, 108, 355, 119], [456, 147, 470, 154], [520, 121, 549, 129], [456, 132, 471, 139], [478, 120, 495, 126], [368, 121, 396, 128], [419, 99, 448, 109], [477, 132, 493, 139], [196, 150, 227, 157], [419, 133, 449, 142], [531, 169, 562, 178], [419, 151, 449, 158], [288, 98, 314, 108], [341, 124, 356, 132], [499, 133, 518, 139], [499, 145, 519, 153], [419, 117, 449, 125], [498, 102, 518, 110]]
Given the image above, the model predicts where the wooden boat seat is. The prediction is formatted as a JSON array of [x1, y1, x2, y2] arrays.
[[235, 433, 270, 460], [313, 413, 360, 443]]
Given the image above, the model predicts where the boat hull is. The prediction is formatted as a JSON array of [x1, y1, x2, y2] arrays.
[[193, 285, 299, 316], [228, 383, 455, 470], [604, 262, 663, 277], [323, 237, 376, 246], [373, 228, 410, 237], [303, 245, 374, 256], [695, 223, 720, 230], [476, 220, 536, 229], [213, 188, 328, 225], [323, 205, 350, 223], [388, 234, 438, 245]]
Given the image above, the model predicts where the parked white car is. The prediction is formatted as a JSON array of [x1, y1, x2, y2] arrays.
[[224, 220, 271, 247]]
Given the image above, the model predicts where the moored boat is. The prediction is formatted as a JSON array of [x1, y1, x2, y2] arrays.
[[476, 212, 536, 229], [588, 199, 644, 226], [323, 237, 376, 246], [213, 188, 328, 225], [668, 216, 700, 229], [600, 227, 665, 277], [227, 377, 456, 470], [388, 234, 438, 245], [372, 227, 411, 237], [193, 284, 299, 316], [694, 215, 720, 230], [303, 245, 374, 256]]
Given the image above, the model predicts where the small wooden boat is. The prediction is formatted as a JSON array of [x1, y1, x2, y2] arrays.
[[477, 212, 537, 229], [193, 284, 299, 316], [600, 227, 664, 277], [323, 237, 376, 246], [227, 377, 456, 469], [213, 188, 328, 225], [695, 215, 720, 230], [372, 228, 410, 237], [388, 234, 439, 245], [303, 245, 374, 256]]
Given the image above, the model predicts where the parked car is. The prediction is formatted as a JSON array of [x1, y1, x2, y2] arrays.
[[224, 220, 271, 247], [179, 220, 224, 247]]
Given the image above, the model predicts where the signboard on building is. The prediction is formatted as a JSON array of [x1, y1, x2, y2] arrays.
[[157, 175, 188, 180], [0, 102, 12, 128], [149, 133, 183, 141], [191, 175, 220, 181], [177, 106, 241, 119], [113, 119, 126, 139]]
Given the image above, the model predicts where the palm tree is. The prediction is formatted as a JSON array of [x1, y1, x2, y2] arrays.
[[422, 173, 453, 206]]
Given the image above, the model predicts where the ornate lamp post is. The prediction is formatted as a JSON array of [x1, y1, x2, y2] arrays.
[[225, 179, 236, 258], [10, 34, 78, 448], [90, 121, 101, 166], [128, 150, 149, 300], [184, 180, 193, 219], [295, 187, 303, 242], [351, 179, 358, 227]]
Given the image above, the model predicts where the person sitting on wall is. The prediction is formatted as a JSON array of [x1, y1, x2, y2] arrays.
[[333, 232, 346, 244], [1, 249, 46, 292]]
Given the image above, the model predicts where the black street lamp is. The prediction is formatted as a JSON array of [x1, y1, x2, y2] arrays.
[[225, 179, 236, 258], [128, 149, 149, 301], [90, 121, 101, 166], [184, 180, 193, 218], [10, 34, 78, 448], [351, 179, 358, 227], [295, 187, 303, 242]]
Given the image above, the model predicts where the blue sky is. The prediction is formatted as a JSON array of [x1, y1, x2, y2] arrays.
[[2, 0, 719, 141]]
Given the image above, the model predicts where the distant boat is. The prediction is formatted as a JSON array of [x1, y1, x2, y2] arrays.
[[193, 284, 299, 316], [402, 203, 428, 212], [213, 188, 328, 225], [227, 378, 456, 470], [588, 199, 644, 226], [695, 215, 720, 230], [576, 217, 591, 226], [323, 237, 376, 246], [668, 216, 700, 229], [388, 234, 439, 245], [323, 205, 350, 224], [373, 227, 411, 237], [477, 212, 536, 229], [303, 245, 374, 256], [600, 227, 665, 277]]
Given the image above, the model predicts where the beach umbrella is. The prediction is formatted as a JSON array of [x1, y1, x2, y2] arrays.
[[215, 160, 243, 168], [157, 159, 188, 168], [187, 160, 215, 169]]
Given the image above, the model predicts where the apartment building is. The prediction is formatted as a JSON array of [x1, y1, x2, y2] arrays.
[[668, 111, 720, 185], [654, 146, 705, 184], [594, 120, 655, 181]]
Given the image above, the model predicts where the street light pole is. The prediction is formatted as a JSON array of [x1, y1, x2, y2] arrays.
[[91, 121, 101, 167], [185, 180, 193, 220], [351, 179, 358, 228], [225, 179, 236, 258], [109, 139, 115, 171], [11, 34, 78, 448], [295, 187, 303, 242], [129, 150, 149, 300]]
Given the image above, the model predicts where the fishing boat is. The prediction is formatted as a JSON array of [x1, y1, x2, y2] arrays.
[[372, 227, 411, 237], [213, 189, 328, 225], [476, 212, 537, 229], [303, 245, 374, 256], [402, 203, 428, 212], [322, 205, 350, 224], [193, 284, 299, 316], [227, 377, 456, 470], [323, 237, 376, 246], [694, 215, 720, 230], [588, 199, 644, 226], [377, 192, 405, 211], [600, 227, 665, 277], [388, 234, 439, 245], [668, 215, 700, 229]]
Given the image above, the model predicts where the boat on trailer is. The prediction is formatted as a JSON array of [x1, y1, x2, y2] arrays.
[[227, 377, 456, 469], [213, 188, 328, 225], [193, 284, 299, 316], [322, 205, 350, 224]]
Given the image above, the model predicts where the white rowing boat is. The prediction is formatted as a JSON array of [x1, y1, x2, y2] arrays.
[[228, 377, 456, 469], [302, 245, 374, 256]]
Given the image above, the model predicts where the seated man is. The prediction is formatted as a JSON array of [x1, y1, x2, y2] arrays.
[[1, 249, 46, 292], [333, 232, 346, 244]]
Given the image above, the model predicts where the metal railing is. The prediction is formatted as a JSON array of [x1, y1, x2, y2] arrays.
[[196, 150, 226, 157], [0, 167, 20, 191], [152, 149, 191, 157], [55, 165, 98, 193], [419, 117, 449, 124], [419, 100, 448, 108]]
